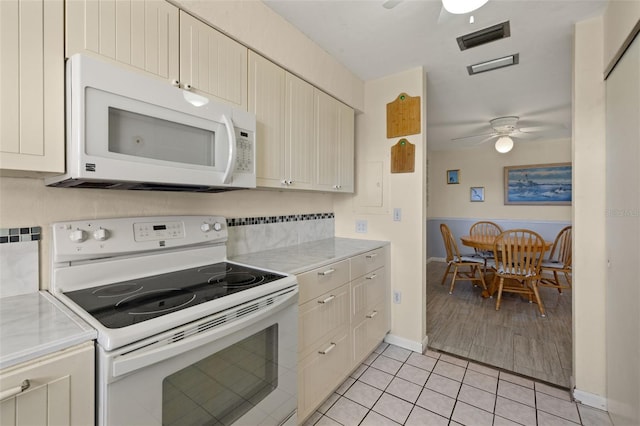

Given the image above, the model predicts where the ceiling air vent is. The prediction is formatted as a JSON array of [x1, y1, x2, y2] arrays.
[[467, 53, 519, 75], [457, 21, 510, 51]]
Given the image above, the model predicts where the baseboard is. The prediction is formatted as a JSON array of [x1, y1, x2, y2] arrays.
[[428, 257, 446, 263], [573, 388, 607, 411], [384, 333, 427, 353]]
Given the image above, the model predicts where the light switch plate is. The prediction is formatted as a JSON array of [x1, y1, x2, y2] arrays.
[[393, 208, 402, 222]]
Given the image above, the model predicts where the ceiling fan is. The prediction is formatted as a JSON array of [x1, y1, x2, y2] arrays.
[[382, 0, 488, 23], [451, 116, 555, 153]]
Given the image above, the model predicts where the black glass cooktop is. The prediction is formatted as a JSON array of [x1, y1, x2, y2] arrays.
[[65, 262, 286, 329]]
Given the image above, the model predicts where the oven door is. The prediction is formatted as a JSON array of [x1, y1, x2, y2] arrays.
[[97, 287, 298, 426]]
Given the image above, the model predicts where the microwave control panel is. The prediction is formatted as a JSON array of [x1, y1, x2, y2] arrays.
[[235, 129, 254, 173]]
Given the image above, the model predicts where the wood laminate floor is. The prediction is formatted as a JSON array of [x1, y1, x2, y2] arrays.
[[426, 261, 572, 388]]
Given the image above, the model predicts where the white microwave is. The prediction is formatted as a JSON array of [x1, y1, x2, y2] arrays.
[[46, 54, 256, 192]]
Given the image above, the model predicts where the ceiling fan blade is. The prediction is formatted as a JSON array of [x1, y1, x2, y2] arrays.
[[474, 135, 499, 145], [511, 131, 539, 140], [518, 125, 558, 133], [382, 0, 403, 9], [451, 132, 496, 142]]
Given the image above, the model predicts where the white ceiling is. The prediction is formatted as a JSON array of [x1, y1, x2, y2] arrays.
[[263, 0, 607, 151]]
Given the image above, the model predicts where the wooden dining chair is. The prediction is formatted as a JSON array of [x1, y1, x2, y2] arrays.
[[469, 221, 503, 267], [491, 229, 547, 317], [539, 226, 572, 293], [440, 223, 487, 295]]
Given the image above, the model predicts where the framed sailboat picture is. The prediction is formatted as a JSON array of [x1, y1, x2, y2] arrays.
[[504, 163, 572, 205]]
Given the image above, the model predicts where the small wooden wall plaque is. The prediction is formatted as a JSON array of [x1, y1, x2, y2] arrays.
[[387, 93, 421, 138], [391, 139, 415, 173]]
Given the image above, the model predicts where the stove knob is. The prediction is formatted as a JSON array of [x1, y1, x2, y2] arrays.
[[69, 229, 87, 243], [201, 223, 212, 233], [93, 228, 110, 241], [213, 222, 223, 232]]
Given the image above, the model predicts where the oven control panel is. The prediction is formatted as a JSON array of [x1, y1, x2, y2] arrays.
[[133, 221, 184, 242], [52, 215, 228, 263]]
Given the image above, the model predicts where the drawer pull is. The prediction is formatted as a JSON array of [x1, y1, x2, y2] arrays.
[[318, 268, 335, 276], [366, 310, 378, 319], [318, 295, 336, 304], [0, 380, 30, 401], [366, 253, 378, 259], [365, 274, 377, 280], [319, 343, 337, 355]]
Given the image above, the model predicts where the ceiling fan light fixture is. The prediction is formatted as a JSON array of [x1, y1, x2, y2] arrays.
[[442, 0, 489, 15], [495, 136, 514, 153]]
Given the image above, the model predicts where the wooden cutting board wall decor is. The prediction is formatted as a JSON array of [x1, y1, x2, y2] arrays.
[[387, 93, 421, 138], [391, 139, 415, 173]]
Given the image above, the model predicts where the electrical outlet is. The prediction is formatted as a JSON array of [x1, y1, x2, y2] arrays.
[[393, 290, 401, 304], [355, 220, 368, 233], [393, 208, 402, 222]]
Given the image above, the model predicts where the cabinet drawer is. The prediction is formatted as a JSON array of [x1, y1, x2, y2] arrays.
[[298, 330, 350, 421], [297, 259, 350, 304], [352, 300, 389, 365], [351, 266, 386, 322], [351, 247, 386, 279], [298, 283, 350, 357]]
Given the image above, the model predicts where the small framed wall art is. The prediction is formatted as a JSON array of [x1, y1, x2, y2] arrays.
[[447, 169, 460, 184], [470, 187, 485, 202]]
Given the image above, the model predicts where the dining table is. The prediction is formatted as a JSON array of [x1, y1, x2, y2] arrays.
[[460, 234, 552, 298]]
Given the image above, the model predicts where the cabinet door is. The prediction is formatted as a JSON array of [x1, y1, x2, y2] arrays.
[[352, 299, 388, 365], [66, 0, 179, 82], [313, 90, 354, 192], [285, 73, 315, 189], [180, 11, 247, 109], [313, 90, 340, 191], [0, 0, 64, 174], [299, 283, 350, 359], [250, 52, 286, 188], [298, 330, 350, 422], [338, 101, 355, 193], [0, 342, 94, 426]]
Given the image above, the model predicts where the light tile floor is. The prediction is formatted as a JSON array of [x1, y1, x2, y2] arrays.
[[302, 343, 612, 426]]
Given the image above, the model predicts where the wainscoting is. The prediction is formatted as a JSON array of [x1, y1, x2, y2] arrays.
[[426, 218, 571, 260]]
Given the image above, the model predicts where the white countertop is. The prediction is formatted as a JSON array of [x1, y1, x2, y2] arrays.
[[0, 291, 96, 370], [230, 237, 389, 274]]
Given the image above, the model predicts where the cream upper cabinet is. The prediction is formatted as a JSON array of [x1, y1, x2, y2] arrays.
[[251, 52, 315, 190], [285, 72, 315, 190], [66, 0, 180, 83], [0, 342, 94, 426], [313, 90, 355, 193], [0, 0, 64, 174], [180, 11, 247, 109], [250, 51, 286, 188], [66, 1, 247, 109]]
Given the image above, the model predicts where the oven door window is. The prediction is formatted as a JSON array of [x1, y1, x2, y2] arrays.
[[163, 325, 278, 426]]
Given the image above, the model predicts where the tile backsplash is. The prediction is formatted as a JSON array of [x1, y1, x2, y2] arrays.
[[0, 226, 40, 298], [0, 226, 41, 244], [227, 213, 334, 257]]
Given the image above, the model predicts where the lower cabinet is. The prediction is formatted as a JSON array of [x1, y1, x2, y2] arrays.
[[0, 342, 94, 426], [297, 246, 390, 422]]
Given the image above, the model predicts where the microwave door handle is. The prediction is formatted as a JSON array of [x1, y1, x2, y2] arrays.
[[221, 114, 236, 184]]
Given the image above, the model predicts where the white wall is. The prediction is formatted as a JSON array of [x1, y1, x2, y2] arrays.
[[172, 0, 364, 111], [428, 138, 572, 221], [603, 0, 640, 70], [334, 68, 428, 351], [572, 16, 608, 407]]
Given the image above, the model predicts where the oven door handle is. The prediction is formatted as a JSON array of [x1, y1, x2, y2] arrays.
[[111, 288, 297, 378]]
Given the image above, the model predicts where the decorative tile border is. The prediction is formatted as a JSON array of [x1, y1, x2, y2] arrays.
[[0, 226, 42, 244], [227, 213, 334, 227]]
